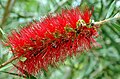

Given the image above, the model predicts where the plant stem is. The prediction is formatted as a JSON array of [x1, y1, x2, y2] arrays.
[[0, 56, 18, 69], [94, 15, 120, 25], [0, 0, 16, 28], [0, 0, 16, 39]]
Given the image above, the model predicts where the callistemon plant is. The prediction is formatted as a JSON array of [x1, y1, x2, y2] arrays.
[[7, 7, 100, 75]]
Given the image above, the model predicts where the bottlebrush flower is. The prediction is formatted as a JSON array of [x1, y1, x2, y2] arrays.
[[7, 7, 100, 75]]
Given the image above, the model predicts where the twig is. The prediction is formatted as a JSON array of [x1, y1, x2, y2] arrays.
[[0, 0, 16, 28], [94, 15, 120, 25], [0, 56, 18, 69], [0, 0, 16, 39]]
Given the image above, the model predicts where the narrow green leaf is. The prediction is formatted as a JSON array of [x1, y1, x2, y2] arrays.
[[112, 23, 120, 32], [106, 1, 116, 19], [99, 0, 103, 18], [0, 28, 5, 35]]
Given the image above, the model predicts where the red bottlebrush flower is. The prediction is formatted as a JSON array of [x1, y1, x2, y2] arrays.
[[7, 7, 100, 75]]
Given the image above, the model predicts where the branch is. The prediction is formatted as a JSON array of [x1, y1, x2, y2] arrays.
[[0, 0, 16, 28], [94, 15, 120, 25], [0, 0, 16, 39], [0, 56, 18, 69]]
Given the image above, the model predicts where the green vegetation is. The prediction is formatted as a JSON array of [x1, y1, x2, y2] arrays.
[[0, 0, 120, 79]]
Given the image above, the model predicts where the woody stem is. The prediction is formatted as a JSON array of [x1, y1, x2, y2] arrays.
[[0, 56, 18, 69], [94, 15, 120, 25]]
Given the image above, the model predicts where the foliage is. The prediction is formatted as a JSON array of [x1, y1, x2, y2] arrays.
[[0, 0, 120, 79]]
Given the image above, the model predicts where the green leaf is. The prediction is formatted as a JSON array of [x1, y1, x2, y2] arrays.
[[112, 23, 120, 32], [0, 28, 5, 35], [106, 1, 116, 19]]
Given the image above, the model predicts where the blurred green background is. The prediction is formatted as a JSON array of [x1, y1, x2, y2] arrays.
[[0, 0, 120, 79]]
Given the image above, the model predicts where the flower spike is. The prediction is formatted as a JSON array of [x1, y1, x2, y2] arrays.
[[6, 7, 100, 75]]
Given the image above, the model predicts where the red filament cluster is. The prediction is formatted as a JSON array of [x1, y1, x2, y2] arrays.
[[7, 7, 100, 74]]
